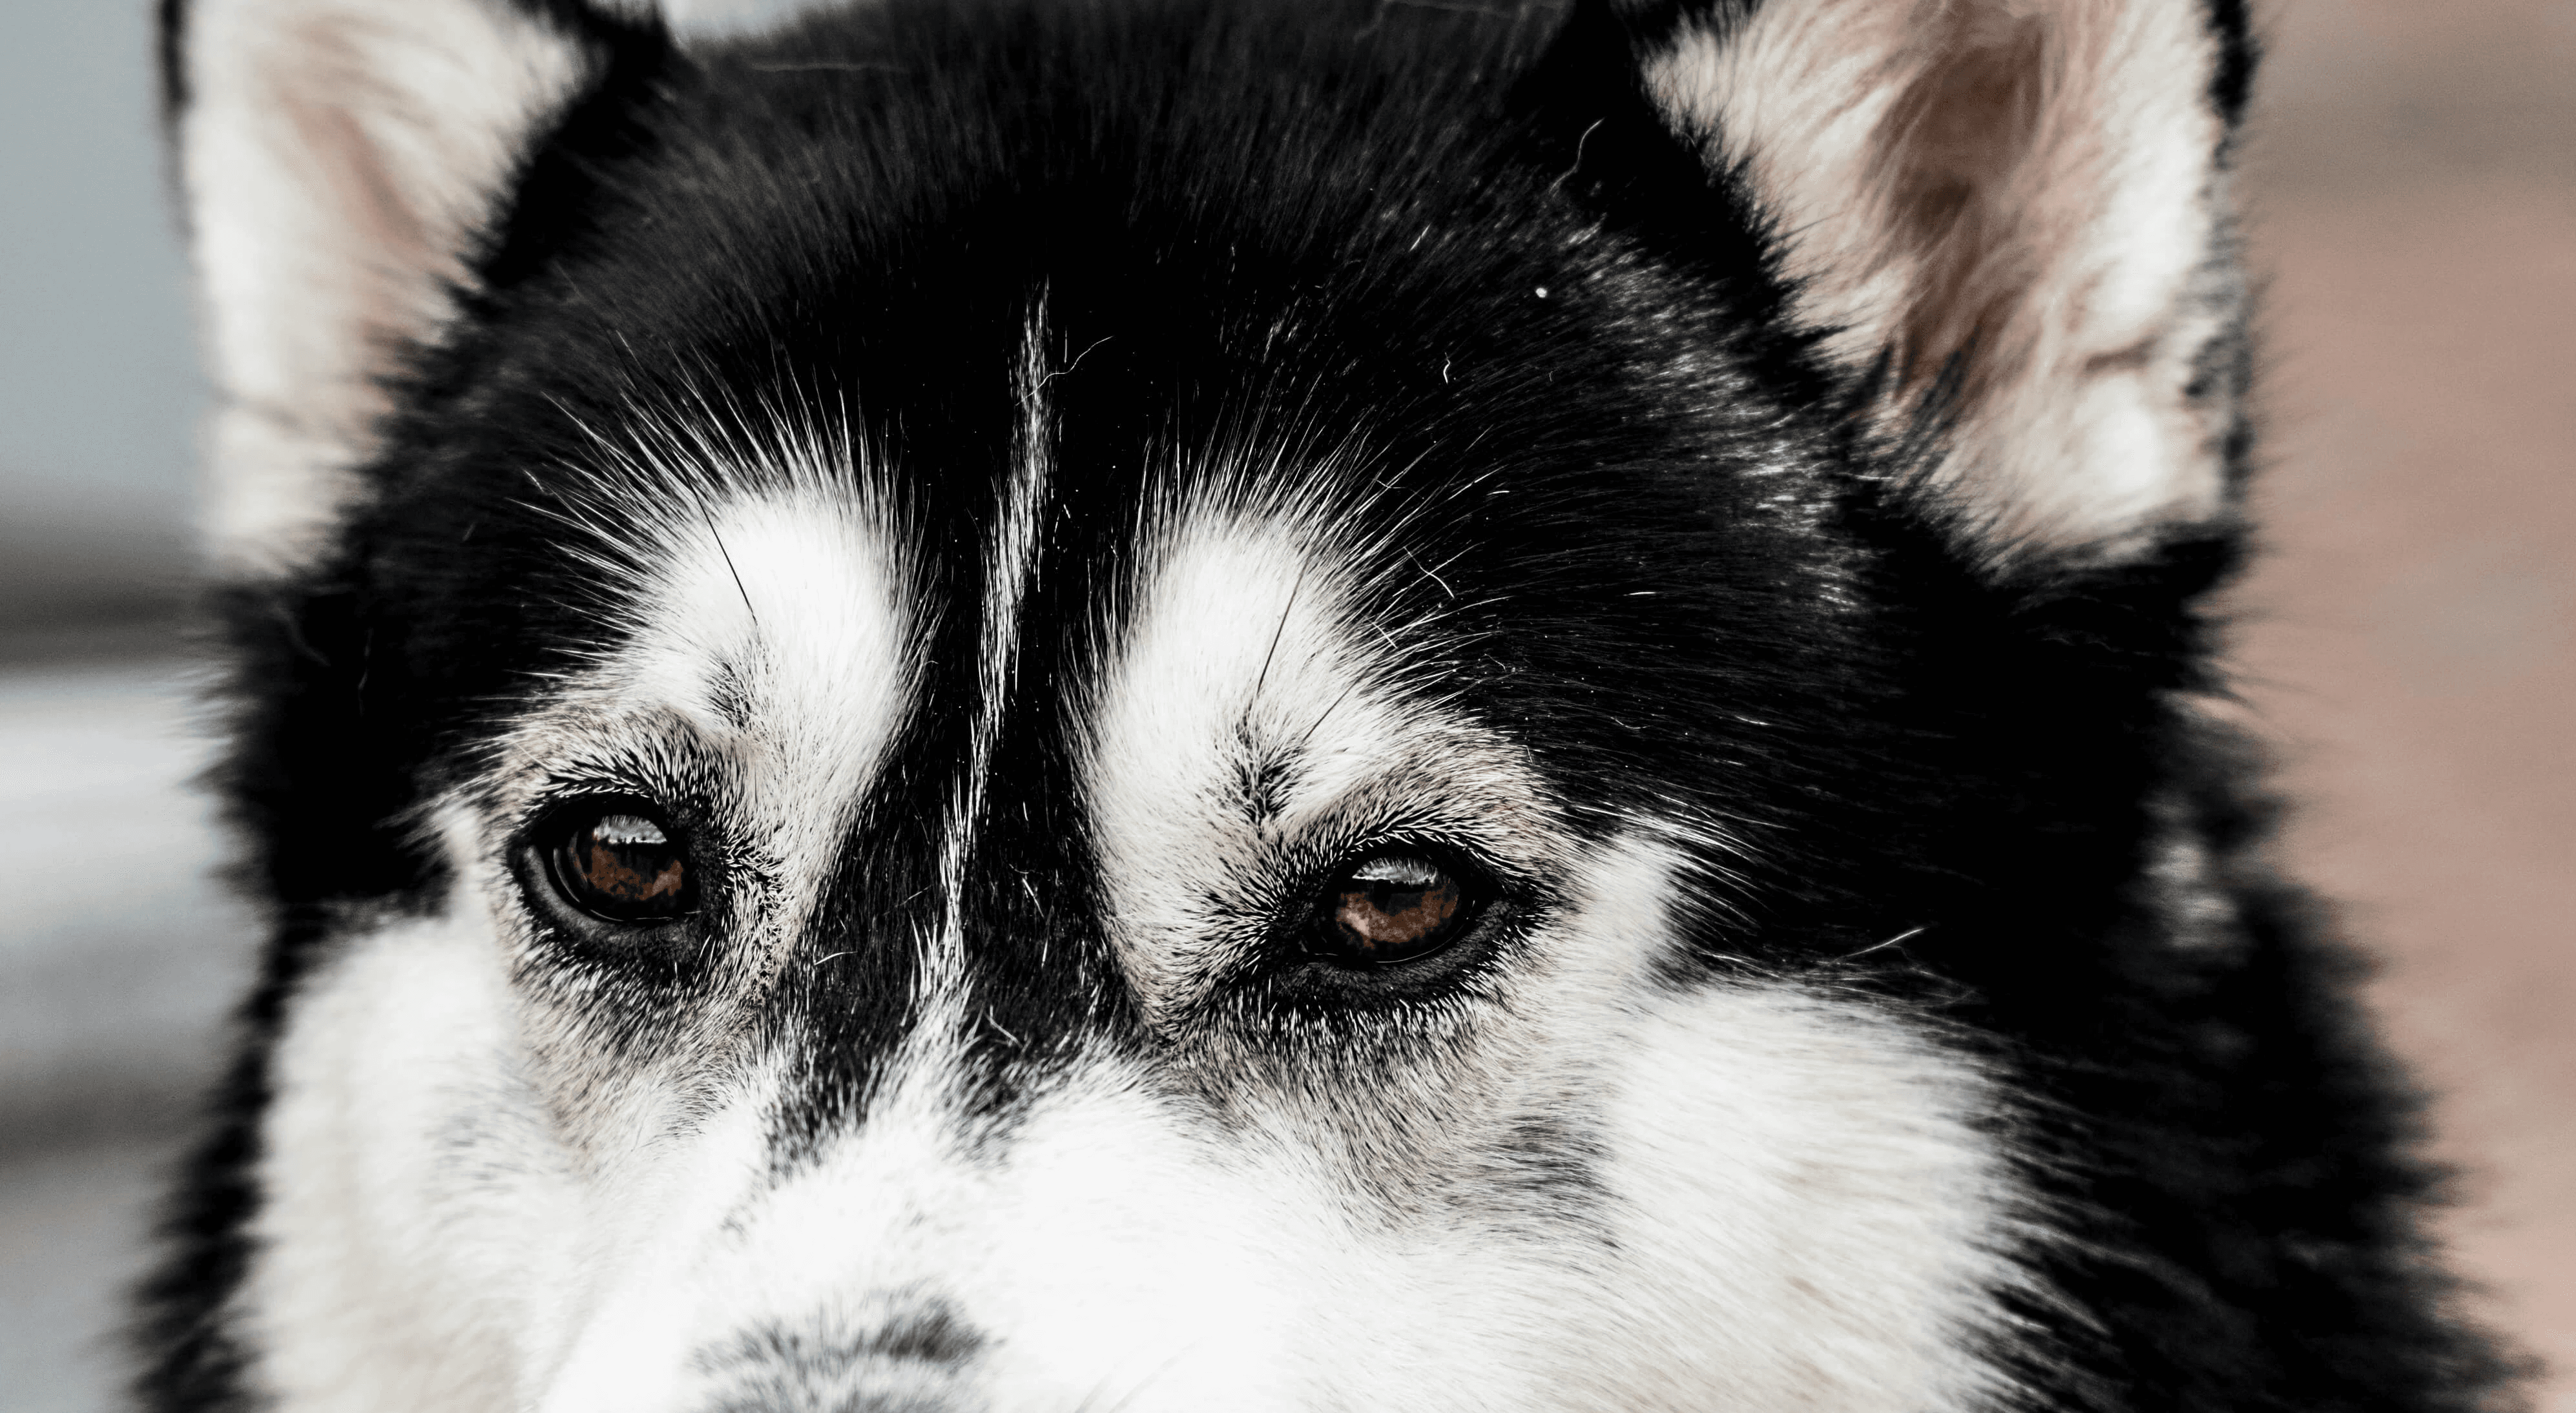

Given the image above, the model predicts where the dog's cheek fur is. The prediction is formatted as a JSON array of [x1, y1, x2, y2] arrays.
[[241, 903, 556, 1412], [1583, 986, 2024, 1410], [242, 894, 809, 1413]]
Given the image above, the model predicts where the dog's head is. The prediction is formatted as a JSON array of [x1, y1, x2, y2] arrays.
[[157, 1, 2254, 1408]]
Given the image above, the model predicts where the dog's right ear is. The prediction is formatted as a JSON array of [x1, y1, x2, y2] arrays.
[[163, 0, 640, 578], [1537, 0, 2252, 572]]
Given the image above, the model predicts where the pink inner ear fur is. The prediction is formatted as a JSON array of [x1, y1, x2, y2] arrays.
[[1647, 0, 2234, 562], [1869, 10, 2053, 406], [266, 18, 455, 362], [178, 0, 588, 578]]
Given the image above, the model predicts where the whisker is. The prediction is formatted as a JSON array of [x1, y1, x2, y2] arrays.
[[1839, 925, 1931, 962], [698, 496, 763, 637], [1293, 679, 1367, 754], [1251, 561, 1307, 705]]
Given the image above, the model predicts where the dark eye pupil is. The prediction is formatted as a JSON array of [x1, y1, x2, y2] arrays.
[[1317, 855, 1466, 965], [551, 810, 692, 922]]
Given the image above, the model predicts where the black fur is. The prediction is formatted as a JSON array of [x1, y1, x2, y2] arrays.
[[140, 1, 2517, 1409]]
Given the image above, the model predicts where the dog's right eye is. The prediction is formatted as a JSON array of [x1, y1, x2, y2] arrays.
[[541, 802, 698, 924], [1306, 851, 1480, 966]]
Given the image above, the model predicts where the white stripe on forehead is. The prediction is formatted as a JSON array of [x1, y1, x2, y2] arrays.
[[922, 316, 1057, 1005]]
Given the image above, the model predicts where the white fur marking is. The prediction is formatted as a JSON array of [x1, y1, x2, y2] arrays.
[[914, 318, 1056, 1036]]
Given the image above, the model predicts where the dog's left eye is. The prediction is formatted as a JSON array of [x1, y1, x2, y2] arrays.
[[1308, 852, 1477, 965], [542, 803, 697, 923]]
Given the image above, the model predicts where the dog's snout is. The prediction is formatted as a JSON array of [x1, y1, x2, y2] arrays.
[[693, 1307, 986, 1413]]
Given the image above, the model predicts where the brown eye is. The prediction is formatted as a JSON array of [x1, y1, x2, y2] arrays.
[[546, 805, 696, 923], [1310, 852, 1474, 966]]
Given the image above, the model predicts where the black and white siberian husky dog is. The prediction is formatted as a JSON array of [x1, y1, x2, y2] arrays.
[[141, 0, 2516, 1408]]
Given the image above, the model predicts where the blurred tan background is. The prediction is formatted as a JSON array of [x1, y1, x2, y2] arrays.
[[1, 1, 2568, 1408], [2229, 1, 2575, 1403]]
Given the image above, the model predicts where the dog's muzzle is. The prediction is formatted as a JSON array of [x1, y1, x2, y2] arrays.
[[689, 1307, 986, 1413]]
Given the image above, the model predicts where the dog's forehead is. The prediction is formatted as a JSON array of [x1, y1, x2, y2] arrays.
[[515, 407, 1549, 977]]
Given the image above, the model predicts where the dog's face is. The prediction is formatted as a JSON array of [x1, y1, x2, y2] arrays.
[[158, 1, 2254, 1409]]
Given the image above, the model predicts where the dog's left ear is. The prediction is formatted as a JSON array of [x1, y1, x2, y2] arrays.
[[164, 0, 643, 578], [1627, 0, 2251, 565]]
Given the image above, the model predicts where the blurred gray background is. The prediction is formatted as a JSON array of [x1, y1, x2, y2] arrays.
[[3, 5, 248, 1412], [3, 2, 2570, 1410]]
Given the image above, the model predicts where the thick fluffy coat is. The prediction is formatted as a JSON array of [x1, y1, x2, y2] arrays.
[[142, 1, 2515, 1409]]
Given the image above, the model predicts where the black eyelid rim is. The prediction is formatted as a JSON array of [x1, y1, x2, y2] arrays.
[[512, 781, 689, 849], [1310, 834, 1507, 910]]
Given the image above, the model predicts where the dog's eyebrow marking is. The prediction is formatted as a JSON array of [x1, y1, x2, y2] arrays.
[[689, 1305, 987, 1395]]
